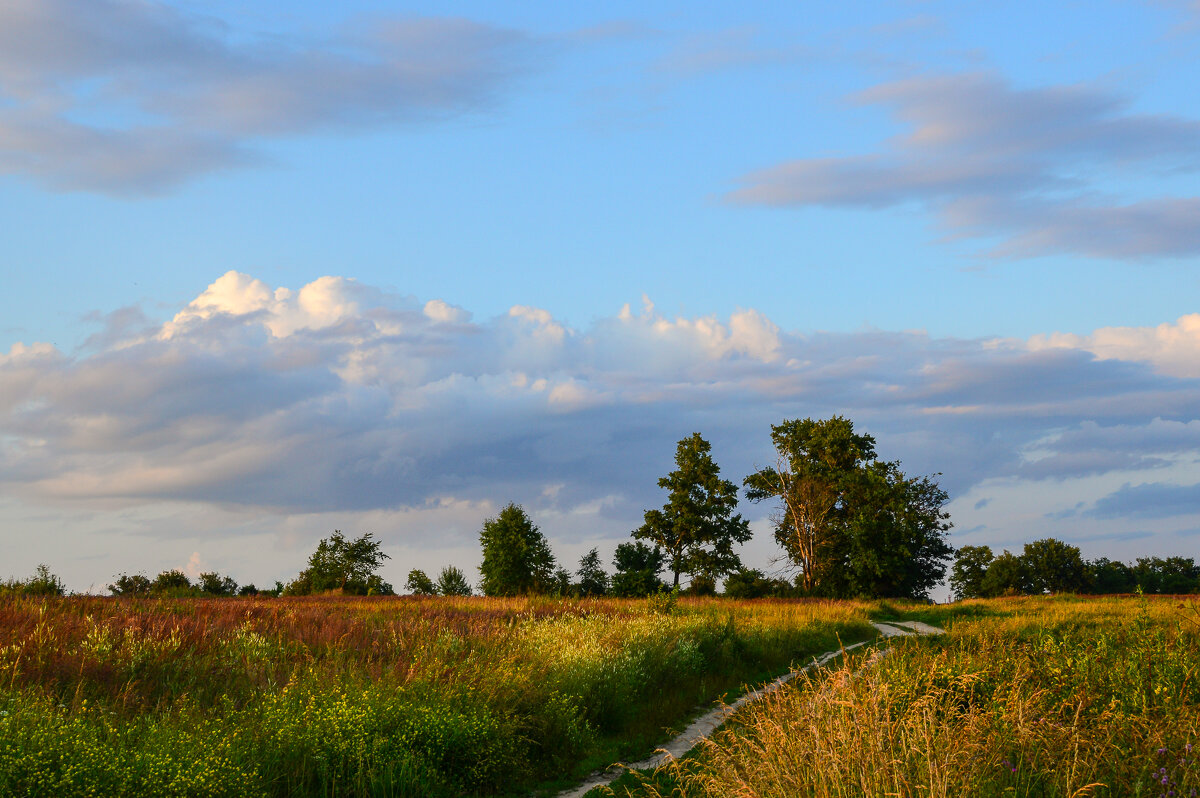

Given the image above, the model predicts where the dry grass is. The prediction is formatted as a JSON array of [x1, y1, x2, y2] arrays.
[[619, 596, 1200, 798]]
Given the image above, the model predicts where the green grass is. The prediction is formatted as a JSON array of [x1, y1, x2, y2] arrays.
[[0, 595, 876, 797]]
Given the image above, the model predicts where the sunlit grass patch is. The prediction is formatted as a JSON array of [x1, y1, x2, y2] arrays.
[[616, 596, 1200, 798]]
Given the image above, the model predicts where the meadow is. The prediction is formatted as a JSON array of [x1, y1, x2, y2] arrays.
[[613, 595, 1200, 798], [0, 594, 877, 797]]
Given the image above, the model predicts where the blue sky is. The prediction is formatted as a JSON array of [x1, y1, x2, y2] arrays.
[[1, 0, 1198, 592]]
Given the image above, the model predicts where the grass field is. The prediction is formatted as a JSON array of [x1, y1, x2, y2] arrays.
[[611, 595, 1200, 798], [0, 594, 877, 797]]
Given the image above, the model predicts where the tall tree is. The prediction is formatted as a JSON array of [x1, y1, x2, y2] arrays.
[[405, 569, 437, 595], [842, 463, 953, 600], [435, 566, 474, 596], [1021, 538, 1087, 594], [950, 545, 994, 600], [746, 416, 953, 600], [980, 550, 1030, 597], [576, 548, 609, 597], [633, 433, 751, 588], [289, 531, 393, 595], [478, 503, 556, 596], [610, 541, 666, 598], [744, 416, 875, 594]]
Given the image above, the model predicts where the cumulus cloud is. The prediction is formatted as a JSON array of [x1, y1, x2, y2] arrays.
[[0, 0, 536, 194], [1028, 313, 1200, 378], [3, 272, 1200, 548], [727, 73, 1200, 260]]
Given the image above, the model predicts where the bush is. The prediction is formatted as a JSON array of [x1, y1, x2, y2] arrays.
[[0, 565, 66, 597]]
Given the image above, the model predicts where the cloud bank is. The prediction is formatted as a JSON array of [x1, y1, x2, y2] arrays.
[[2, 273, 1199, 561], [0, 0, 535, 194], [728, 73, 1200, 260]]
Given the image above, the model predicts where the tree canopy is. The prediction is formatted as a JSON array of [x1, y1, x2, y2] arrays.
[[745, 416, 952, 600], [287, 531, 393, 595], [633, 432, 751, 588], [478, 503, 556, 596]]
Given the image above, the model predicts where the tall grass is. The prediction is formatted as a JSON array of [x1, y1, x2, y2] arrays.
[[0, 595, 875, 796], [621, 596, 1200, 797]]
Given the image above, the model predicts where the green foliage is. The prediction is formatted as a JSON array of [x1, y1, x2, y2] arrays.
[[610, 542, 666, 598], [634, 433, 751, 588], [1132, 556, 1200, 594], [109, 573, 152, 596], [950, 545, 993, 600], [1021, 537, 1087, 594], [1087, 557, 1135, 594], [405, 569, 437, 596], [576, 548, 609, 597], [288, 531, 393, 596], [197, 572, 238, 597], [723, 567, 791, 599], [645, 587, 680, 616], [745, 416, 952, 600], [0, 565, 66, 597], [980, 549, 1030, 597], [744, 415, 876, 594], [434, 566, 473, 597], [151, 570, 194, 597], [477, 503, 556, 596]]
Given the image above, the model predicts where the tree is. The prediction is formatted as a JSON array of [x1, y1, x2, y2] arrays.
[[840, 463, 953, 600], [1, 564, 66, 597], [744, 416, 876, 594], [746, 416, 952, 599], [1021, 538, 1087, 594], [634, 433, 751, 588], [1086, 557, 1134, 594], [722, 567, 791, 599], [109, 573, 151, 596], [610, 541, 666, 597], [435, 566, 473, 596], [405, 569, 437, 595], [151, 569, 193, 596], [198, 571, 238, 596], [289, 531, 393, 595], [950, 545, 994, 600], [478, 503, 557, 596], [980, 550, 1030, 597], [576, 548, 609, 597]]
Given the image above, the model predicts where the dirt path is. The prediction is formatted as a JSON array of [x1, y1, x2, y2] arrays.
[[555, 620, 945, 798]]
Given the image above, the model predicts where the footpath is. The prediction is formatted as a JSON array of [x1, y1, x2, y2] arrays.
[[556, 620, 946, 798]]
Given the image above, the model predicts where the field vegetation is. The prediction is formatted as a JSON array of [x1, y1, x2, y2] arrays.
[[0, 594, 876, 797], [614, 595, 1200, 798]]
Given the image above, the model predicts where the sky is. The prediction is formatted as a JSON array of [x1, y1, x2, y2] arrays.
[[1, 0, 1199, 594]]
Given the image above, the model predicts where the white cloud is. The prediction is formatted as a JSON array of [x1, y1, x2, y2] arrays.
[[728, 72, 1200, 260], [1028, 313, 1200, 378], [0, 1, 537, 194], [2, 273, 1199, 586]]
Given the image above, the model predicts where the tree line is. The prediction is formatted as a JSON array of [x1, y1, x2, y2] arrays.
[[951, 540, 1200, 599], [20, 415, 1194, 601]]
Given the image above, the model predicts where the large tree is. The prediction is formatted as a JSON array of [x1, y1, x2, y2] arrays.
[[288, 531, 393, 595], [576, 548, 609, 597], [610, 541, 666, 598], [1021, 538, 1087, 594], [744, 416, 875, 594], [950, 545, 994, 600], [745, 416, 953, 600], [435, 566, 474, 597], [478, 503, 556, 596], [633, 433, 751, 588]]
